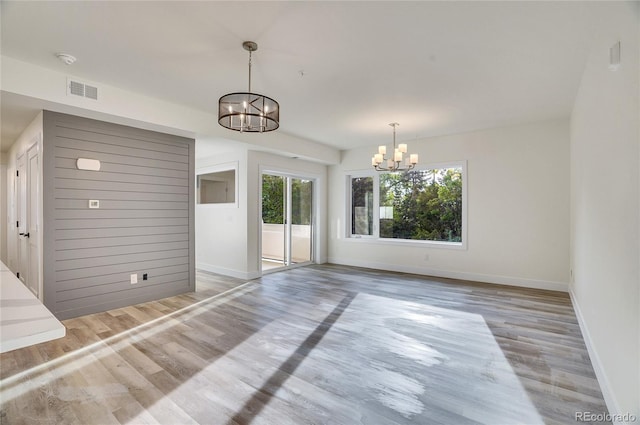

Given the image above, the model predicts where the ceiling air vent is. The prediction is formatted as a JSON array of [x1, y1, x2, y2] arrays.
[[67, 78, 99, 100]]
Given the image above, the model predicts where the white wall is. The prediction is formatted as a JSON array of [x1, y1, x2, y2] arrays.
[[570, 2, 639, 420], [196, 149, 328, 279], [247, 150, 328, 276], [4, 112, 43, 279], [328, 118, 570, 291], [0, 153, 7, 265], [195, 151, 249, 279], [2, 57, 340, 165]]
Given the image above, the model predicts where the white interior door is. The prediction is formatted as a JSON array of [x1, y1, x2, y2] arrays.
[[26, 144, 40, 297], [16, 153, 28, 286]]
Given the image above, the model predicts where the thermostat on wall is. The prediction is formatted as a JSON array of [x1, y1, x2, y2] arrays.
[[89, 200, 100, 209]]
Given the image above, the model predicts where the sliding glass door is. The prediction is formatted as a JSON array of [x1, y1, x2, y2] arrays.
[[290, 178, 313, 265], [261, 173, 313, 272]]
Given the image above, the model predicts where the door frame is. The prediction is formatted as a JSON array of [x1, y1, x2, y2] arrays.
[[16, 151, 27, 285], [259, 168, 319, 274], [26, 142, 41, 298], [14, 140, 42, 298]]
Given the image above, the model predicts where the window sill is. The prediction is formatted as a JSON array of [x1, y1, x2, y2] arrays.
[[345, 236, 466, 250]]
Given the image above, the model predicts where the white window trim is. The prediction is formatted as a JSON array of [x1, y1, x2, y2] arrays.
[[346, 172, 379, 239], [345, 160, 467, 250], [196, 161, 239, 208]]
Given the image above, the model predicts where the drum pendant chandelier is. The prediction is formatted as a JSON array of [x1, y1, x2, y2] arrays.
[[218, 41, 279, 133]]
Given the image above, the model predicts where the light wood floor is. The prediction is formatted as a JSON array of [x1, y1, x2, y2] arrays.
[[0, 265, 609, 424]]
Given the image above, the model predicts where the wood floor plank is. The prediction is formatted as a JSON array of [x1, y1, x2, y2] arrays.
[[0, 264, 611, 424]]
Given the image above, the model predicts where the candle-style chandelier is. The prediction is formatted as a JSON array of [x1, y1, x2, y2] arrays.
[[218, 41, 279, 133], [372, 123, 418, 172]]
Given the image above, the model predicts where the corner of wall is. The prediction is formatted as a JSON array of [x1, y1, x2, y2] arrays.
[[569, 2, 640, 420], [569, 288, 622, 418]]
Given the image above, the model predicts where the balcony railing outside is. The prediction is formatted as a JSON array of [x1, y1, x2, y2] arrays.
[[261, 223, 311, 264]]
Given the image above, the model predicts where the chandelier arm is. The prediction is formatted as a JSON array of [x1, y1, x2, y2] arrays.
[[249, 96, 266, 113], [373, 161, 415, 173]]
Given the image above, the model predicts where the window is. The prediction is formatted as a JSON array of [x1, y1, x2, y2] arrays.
[[196, 162, 238, 206], [351, 176, 373, 236], [348, 164, 465, 246], [262, 174, 284, 224], [197, 170, 236, 204]]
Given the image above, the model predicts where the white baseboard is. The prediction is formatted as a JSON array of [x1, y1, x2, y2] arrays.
[[326, 257, 568, 292], [197, 262, 260, 280], [569, 288, 624, 424]]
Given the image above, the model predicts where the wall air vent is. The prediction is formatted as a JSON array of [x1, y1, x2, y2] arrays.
[[84, 84, 98, 100], [67, 78, 99, 100]]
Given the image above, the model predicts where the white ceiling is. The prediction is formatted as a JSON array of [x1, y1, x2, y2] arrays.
[[1, 1, 605, 154]]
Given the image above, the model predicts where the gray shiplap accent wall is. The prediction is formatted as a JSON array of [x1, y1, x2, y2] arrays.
[[43, 111, 195, 319]]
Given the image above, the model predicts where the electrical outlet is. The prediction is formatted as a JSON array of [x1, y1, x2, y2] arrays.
[[130, 273, 138, 284], [143, 273, 148, 281]]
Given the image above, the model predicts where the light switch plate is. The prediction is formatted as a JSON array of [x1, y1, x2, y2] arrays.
[[609, 41, 621, 71]]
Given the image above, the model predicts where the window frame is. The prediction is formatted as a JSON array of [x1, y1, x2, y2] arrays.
[[345, 161, 467, 250], [196, 161, 239, 208], [346, 172, 379, 239]]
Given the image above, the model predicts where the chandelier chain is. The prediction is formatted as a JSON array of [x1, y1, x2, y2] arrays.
[[248, 49, 252, 93]]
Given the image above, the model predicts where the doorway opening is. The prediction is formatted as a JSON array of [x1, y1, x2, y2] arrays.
[[15, 142, 40, 299], [261, 173, 314, 272]]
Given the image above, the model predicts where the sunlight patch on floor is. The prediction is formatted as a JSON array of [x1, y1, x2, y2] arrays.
[[336, 293, 544, 424], [126, 292, 544, 424], [0, 281, 259, 403]]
